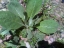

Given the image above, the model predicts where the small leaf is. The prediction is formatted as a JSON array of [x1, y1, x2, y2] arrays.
[[26, 0, 42, 18], [0, 30, 9, 36], [27, 31, 33, 39], [19, 29, 27, 38], [7, 1, 25, 21], [34, 31, 45, 41], [29, 18, 34, 27], [0, 11, 23, 30], [13, 36, 19, 43], [42, 0, 50, 5], [35, 17, 42, 25], [37, 19, 59, 34], [27, 29, 33, 39], [4, 42, 17, 48], [20, 41, 26, 46]]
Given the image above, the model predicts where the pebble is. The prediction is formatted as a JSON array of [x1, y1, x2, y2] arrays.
[[0, 0, 9, 10], [0, 39, 3, 43]]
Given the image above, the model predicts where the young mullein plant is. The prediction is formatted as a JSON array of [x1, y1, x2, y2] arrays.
[[0, 0, 59, 48]]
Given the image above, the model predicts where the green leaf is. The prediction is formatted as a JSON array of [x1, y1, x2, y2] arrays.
[[0, 30, 9, 36], [7, 1, 25, 21], [26, 0, 42, 18], [0, 11, 23, 30], [42, 0, 50, 5], [19, 29, 27, 38], [34, 31, 45, 41], [29, 18, 34, 27], [37, 19, 59, 34], [4, 42, 17, 48], [27, 29, 33, 39], [20, 41, 26, 46], [13, 36, 19, 43]]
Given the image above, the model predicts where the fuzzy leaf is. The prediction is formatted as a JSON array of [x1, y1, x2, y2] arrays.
[[29, 18, 34, 27], [27, 29, 33, 39], [0, 11, 23, 30], [34, 31, 45, 41], [37, 19, 59, 34], [26, 0, 42, 18], [7, 1, 25, 21], [13, 36, 19, 43], [20, 41, 26, 46], [0, 30, 9, 36], [19, 29, 27, 38], [4, 42, 17, 48]]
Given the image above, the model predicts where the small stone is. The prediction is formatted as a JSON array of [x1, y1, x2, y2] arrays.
[[48, 37, 55, 44], [0, 39, 3, 43], [0, 4, 3, 9], [61, 33, 64, 38]]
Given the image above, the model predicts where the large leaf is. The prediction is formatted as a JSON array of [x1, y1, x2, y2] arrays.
[[26, 0, 42, 18], [37, 19, 59, 34], [7, 1, 25, 21], [0, 11, 23, 30]]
